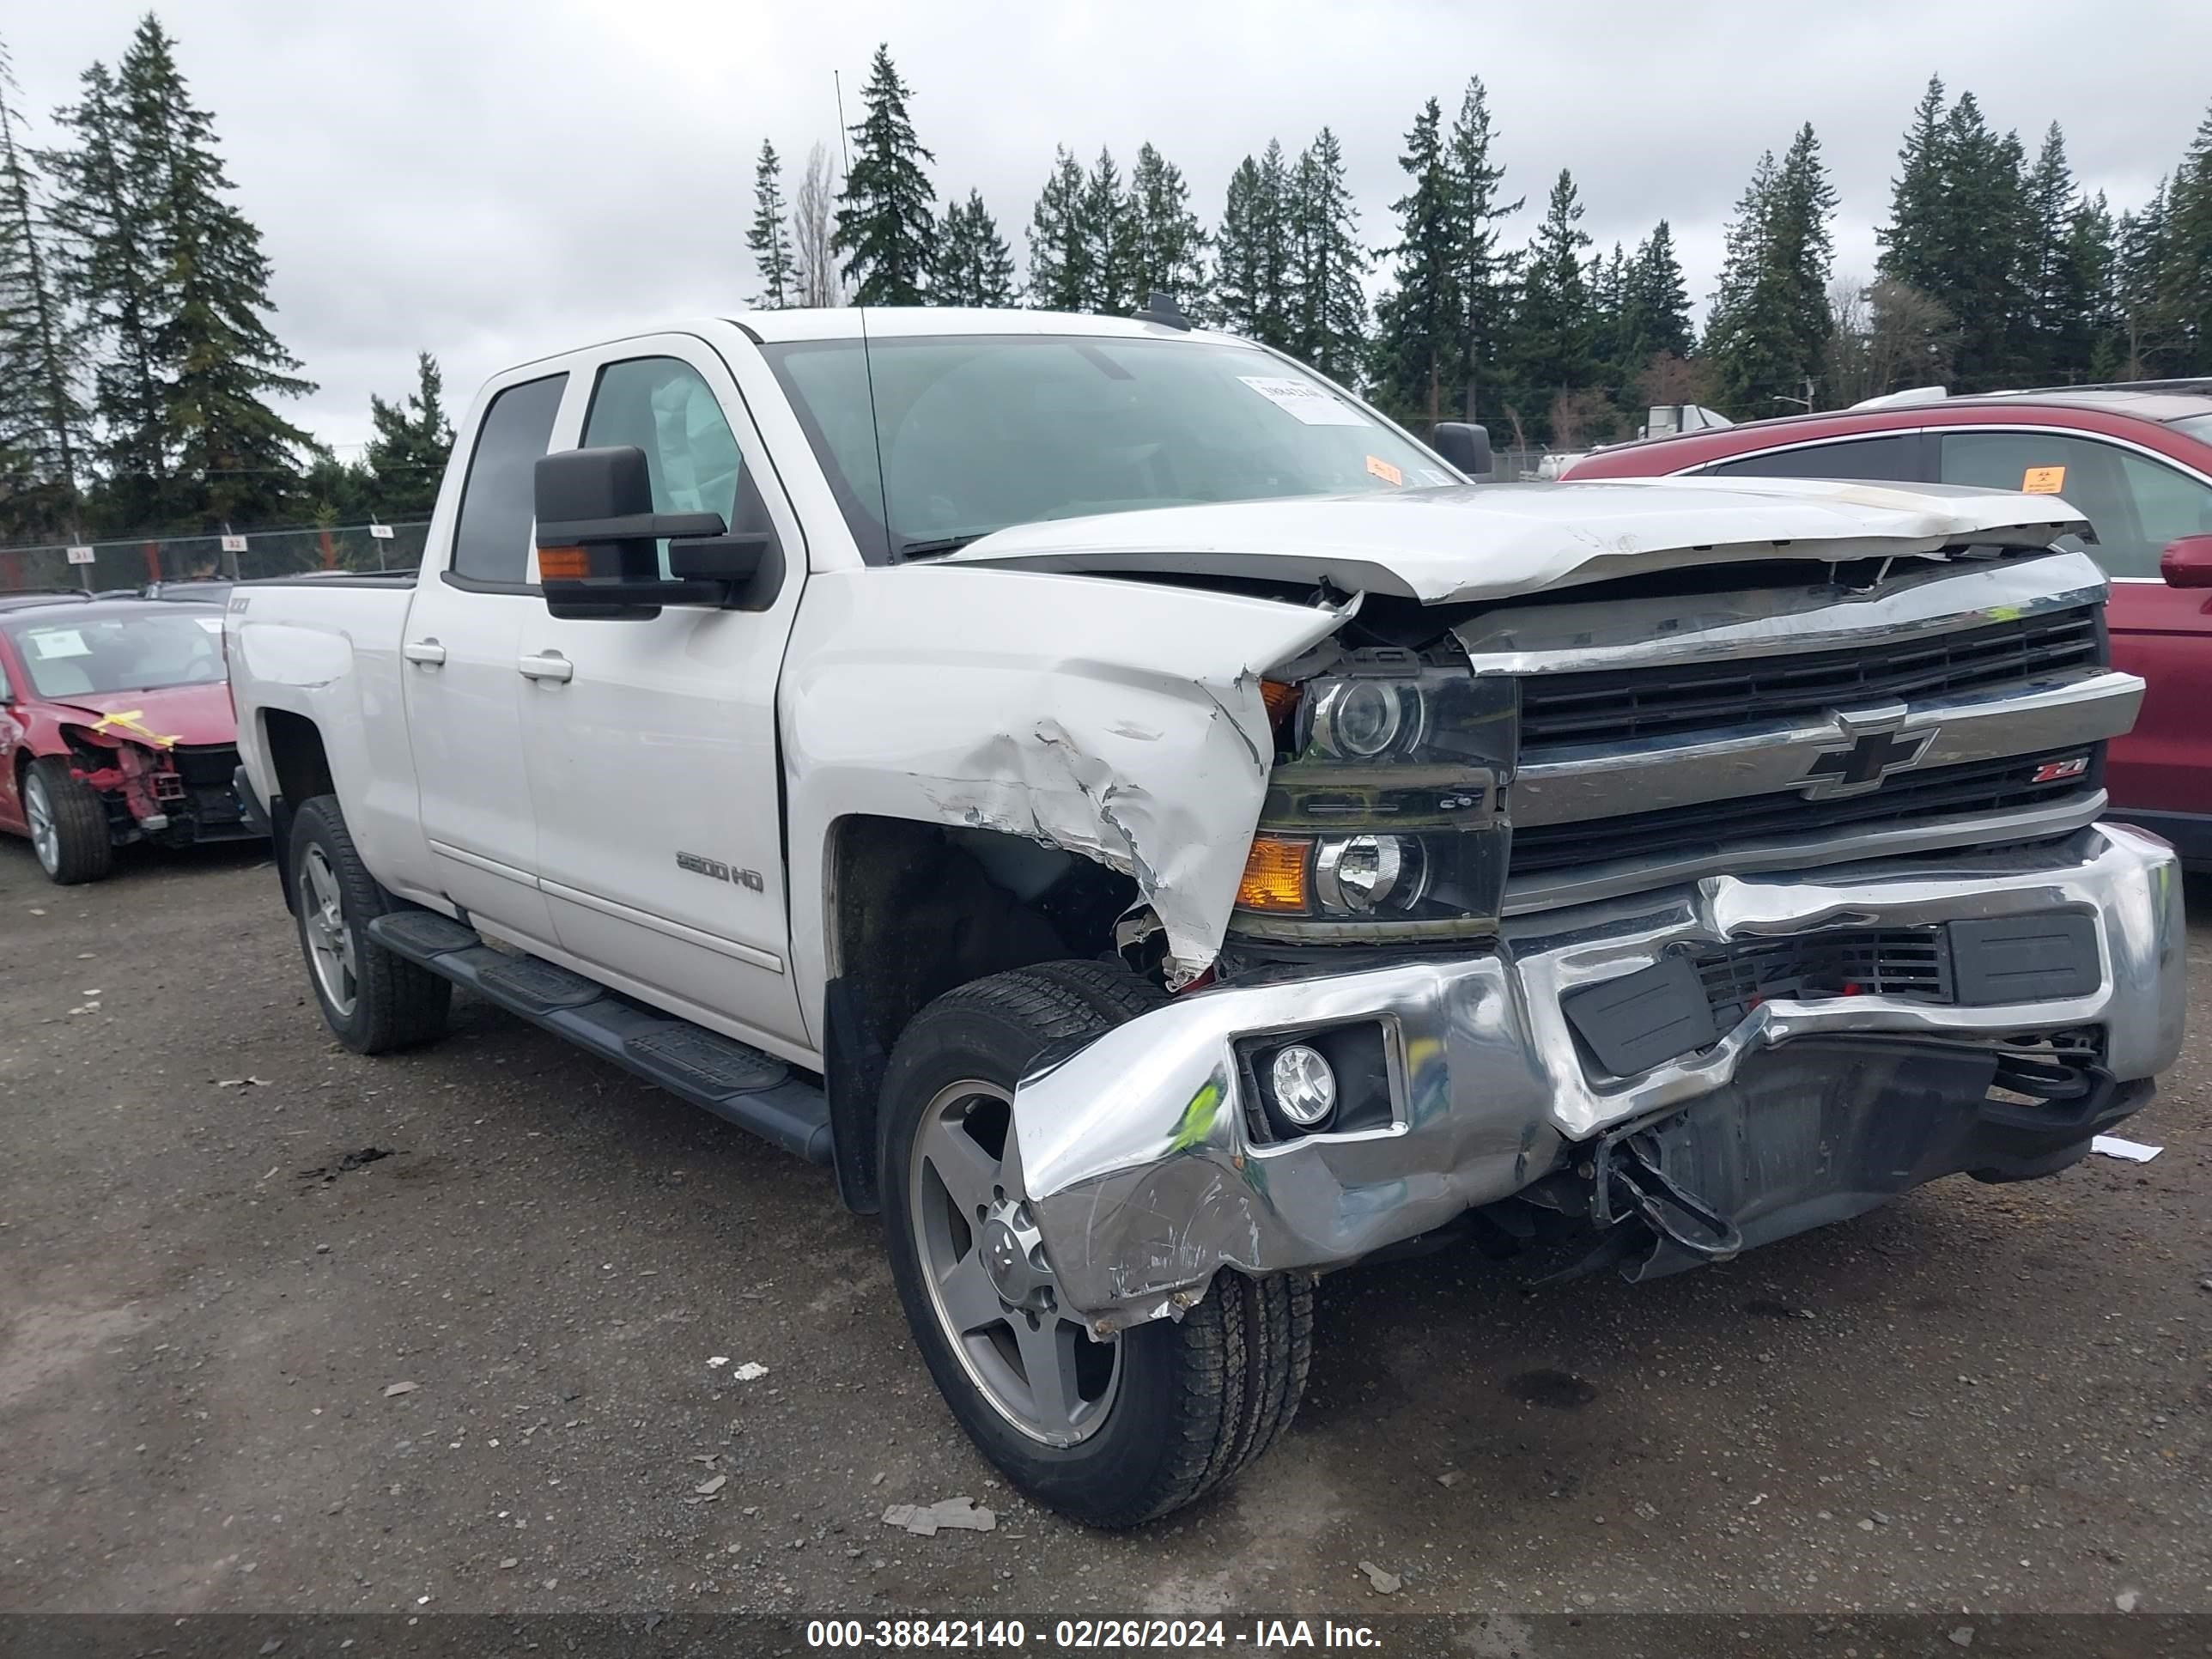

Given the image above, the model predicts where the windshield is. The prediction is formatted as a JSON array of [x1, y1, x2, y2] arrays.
[[2170, 412, 2212, 447], [7, 609, 227, 699], [760, 333, 1453, 562]]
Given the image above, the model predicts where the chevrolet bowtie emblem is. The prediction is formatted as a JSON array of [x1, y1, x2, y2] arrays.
[[1802, 722, 1936, 799]]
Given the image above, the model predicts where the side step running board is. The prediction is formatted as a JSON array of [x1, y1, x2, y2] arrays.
[[366, 910, 833, 1165]]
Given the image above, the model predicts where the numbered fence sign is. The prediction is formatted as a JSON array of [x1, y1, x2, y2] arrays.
[[66, 545, 95, 566], [220, 534, 248, 554]]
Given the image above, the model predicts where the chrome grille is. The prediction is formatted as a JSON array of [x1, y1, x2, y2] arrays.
[[1518, 605, 2101, 750], [1508, 746, 2102, 877]]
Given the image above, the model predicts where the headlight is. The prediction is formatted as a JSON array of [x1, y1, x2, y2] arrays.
[[1315, 834, 1425, 913], [1234, 649, 1516, 940], [1310, 679, 1421, 759]]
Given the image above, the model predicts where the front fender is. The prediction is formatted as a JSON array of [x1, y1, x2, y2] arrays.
[[781, 564, 1350, 996]]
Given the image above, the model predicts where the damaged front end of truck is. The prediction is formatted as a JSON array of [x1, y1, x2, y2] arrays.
[[918, 477, 2186, 1333]]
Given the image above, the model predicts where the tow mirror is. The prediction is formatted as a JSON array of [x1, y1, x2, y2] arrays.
[[2158, 533, 2212, 589], [1431, 422, 1492, 480], [534, 446, 772, 617]]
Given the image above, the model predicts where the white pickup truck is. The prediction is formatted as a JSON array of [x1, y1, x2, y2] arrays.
[[227, 307, 2185, 1528]]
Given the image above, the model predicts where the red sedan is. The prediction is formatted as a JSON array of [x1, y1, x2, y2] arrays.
[[0, 594, 253, 884], [1565, 383, 2212, 863]]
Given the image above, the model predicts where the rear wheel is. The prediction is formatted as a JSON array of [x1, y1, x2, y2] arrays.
[[24, 757, 112, 885], [288, 795, 452, 1054], [881, 961, 1313, 1528]]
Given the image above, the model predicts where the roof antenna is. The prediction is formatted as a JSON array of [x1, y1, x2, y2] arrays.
[[836, 70, 896, 562], [1139, 290, 1192, 331]]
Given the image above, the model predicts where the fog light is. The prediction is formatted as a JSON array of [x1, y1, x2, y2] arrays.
[[1268, 1043, 1338, 1127]]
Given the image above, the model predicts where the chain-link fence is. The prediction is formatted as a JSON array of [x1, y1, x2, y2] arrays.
[[0, 521, 433, 595]]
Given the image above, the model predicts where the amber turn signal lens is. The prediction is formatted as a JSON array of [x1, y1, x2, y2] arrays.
[[1237, 834, 1310, 914], [1259, 678, 1302, 749], [538, 546, 590, 580]]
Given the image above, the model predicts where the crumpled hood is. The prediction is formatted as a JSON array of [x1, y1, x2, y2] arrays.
[[49, 682, 237, 748], [938, 476, 2092, 604]]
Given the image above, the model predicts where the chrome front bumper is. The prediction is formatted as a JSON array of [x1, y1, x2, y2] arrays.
[[1012, 823, 2185, 1330]]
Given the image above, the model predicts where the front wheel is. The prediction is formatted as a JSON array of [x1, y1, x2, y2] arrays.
[[880, 961, 1312, 1528], [24, 757, 113, 884], [288, 795, 452, 1054]]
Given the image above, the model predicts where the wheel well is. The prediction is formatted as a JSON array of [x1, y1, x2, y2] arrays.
[[263, 708, 334, 806], [821, 815, 1142, 1212]]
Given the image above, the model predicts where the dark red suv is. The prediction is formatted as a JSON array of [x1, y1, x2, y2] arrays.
[[1566, 383, 2212, 864]]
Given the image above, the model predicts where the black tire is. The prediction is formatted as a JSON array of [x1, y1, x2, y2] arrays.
[[881, 959, 1314, 1528], [24, 756, 113, 884], [288, 794, 452, 1054]]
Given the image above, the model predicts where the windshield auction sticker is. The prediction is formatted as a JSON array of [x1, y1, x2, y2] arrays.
[[1238, 375, 1370, 426]]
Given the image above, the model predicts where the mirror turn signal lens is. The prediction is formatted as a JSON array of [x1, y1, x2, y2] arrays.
[[538, 546, 590, 580], [1237, 833, 1310, 913]]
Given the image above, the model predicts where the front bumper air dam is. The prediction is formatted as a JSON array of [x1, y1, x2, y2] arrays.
[[1010, 823, 2184, 1331]]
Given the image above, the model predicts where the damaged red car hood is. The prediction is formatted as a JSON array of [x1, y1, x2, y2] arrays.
[[48, 683, 237, 747]]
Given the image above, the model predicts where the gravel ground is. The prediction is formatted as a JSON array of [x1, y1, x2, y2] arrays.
[[1, 835, 2207, 1618]]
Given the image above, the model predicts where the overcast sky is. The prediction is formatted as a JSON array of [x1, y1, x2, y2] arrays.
[[9, 0, 2210, 458]]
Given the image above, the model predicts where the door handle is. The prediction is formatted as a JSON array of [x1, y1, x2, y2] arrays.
[[518, 651, 574, 684], [402, 638, 446, 665]]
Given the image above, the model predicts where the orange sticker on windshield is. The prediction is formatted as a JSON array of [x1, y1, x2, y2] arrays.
[[1366, 455, 1405, 487], [2021, 465, 2066, 494]]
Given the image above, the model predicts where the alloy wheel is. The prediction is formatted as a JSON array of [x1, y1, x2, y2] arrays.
[[299, 843, 359, 1017], [25, 773, 59, 876], [908, 1079, 1121, 1446]]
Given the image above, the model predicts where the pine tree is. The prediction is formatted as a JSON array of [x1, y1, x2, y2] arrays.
[[1946, 97, 2034, 386], [1370, 98, 1461, 424], [2066, 192, 2120, 379], [1212, 155, 1266, 336], [1877, 76, 1950, 296], [746, 138, 795, 308], [46, 57, 169, 526], [1025, 145, 1091, 310], [1510, 169, 1597, 434], [831, 45, 936, 305], [1125, 143, 1207, 313], [1620, 220, 1693, 364], [1285, 127, 1366, 381], [2021, 125, 2099, 381], [1212, 146, 1294, 346], [1249, 140, 1294, 347], [1445, 76, 1520, 422], [362, 351, 453, 518], [1589, 241, 1627, 387], [932, 191, 1016, 307], [1705, 153, 1797, 413], [2160, 102, 2212, 374], [1705, 127, 1836, 414], [0, 37, 89, 540], [1079, 147, 1133, 314], [123, 16, 315, 528], [2115, 181, 2173, 378]]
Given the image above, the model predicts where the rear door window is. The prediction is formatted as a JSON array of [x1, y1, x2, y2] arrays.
[[449, 374, 568, 588], [1936, 431, 2200, 579], [1704, 433, 1926, 482]]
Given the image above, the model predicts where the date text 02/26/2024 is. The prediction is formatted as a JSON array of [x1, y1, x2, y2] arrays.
[[804, 1620, 1384, 1650]]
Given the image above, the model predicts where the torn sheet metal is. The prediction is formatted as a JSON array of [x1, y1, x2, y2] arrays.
[[782, 564, 1352, 980], [938, 476, 2092, 605]]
